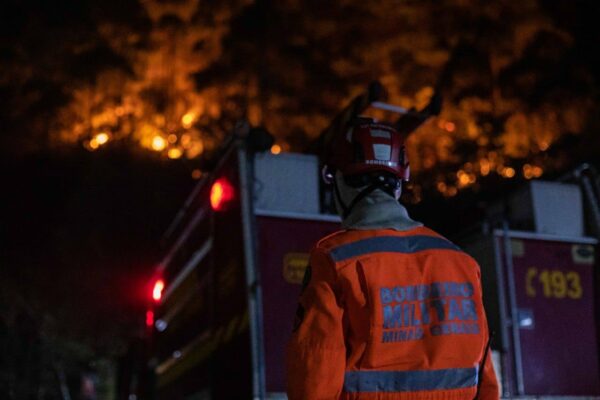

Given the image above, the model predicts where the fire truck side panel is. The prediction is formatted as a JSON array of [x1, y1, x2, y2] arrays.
[[155, 148, 252, 399], [465, 231, 600, 397], [503, 235, 600, 396], [155, 210, 215, 396], [256, 215, 340, 394], [210, 149, 253, 399]]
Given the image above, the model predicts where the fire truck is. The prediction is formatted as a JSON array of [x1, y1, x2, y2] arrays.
[[131, 81, 600, 399]]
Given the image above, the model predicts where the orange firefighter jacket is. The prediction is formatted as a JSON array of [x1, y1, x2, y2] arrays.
[[286, 226, 499, 400]]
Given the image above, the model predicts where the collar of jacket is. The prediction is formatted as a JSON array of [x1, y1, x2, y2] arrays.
[[334, 172, 423, 231]]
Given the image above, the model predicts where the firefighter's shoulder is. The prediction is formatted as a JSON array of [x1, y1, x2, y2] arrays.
[[314, 226, 458, 251], [312, 229, 382, 257], [312, 227, 479, 268], [418, 226, 481, 270], [309, 229, 365, 270], [313, 229, 352, 251]]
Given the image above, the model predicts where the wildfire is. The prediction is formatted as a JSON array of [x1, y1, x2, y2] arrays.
[[42, 0, 592, 195], [49, 0, 253, 161]]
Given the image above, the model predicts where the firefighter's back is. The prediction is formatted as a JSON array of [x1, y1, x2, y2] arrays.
[[317, 226, 490, 399]]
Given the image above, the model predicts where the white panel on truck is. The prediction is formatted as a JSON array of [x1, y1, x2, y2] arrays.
[[490, 180, 585, 237], [253, 152, 320, 214], [529, 181, 583, 237]]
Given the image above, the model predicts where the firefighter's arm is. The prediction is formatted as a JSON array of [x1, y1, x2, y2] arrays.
[[476, 268, 500, 400], [478, 350, 500, 400], [286, 247, 346, 400]]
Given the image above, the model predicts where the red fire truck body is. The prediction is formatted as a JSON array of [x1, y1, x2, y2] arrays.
[[464, 230, 600, 397], [461, 177, 600, 398], [148, 136, 339, 399], [143, 140, 600, 400]]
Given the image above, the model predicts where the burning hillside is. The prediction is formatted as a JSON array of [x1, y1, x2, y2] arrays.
[[3, 0, 598, 197]]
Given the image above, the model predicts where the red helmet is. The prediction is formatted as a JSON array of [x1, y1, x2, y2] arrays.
[[326, 119, 410, 181]]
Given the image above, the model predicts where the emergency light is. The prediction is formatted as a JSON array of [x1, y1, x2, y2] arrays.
[[152, 279, 164, 302], [146, 310, 154, 328], [210, 178, 235, 211]]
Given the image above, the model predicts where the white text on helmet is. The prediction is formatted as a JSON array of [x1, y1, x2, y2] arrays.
[[365, 160, 399, 167], [370, 129, 392, 139], [373, 144, 392, 161]]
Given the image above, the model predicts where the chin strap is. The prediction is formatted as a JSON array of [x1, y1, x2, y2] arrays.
[[334, 179, 385, 219]]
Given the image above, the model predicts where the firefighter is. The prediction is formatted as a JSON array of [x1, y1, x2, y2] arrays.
[[286, 118, 499, 399]]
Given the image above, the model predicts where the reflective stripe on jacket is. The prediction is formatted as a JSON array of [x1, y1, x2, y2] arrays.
[[286, 226, 499, 400]]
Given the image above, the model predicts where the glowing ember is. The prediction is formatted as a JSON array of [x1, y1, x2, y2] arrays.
[[180, 134, 191, 148], [186, 141, 204, 158], [95, 132, 110, 145], [502, 167, 516, 178], [523, 164, 544, 179], [151, 136, 167, 152], [271, 144, 282, 155], [181, 113, 196, 129], [457, 171, 470, 188], [446, 187, 458, 197], [191, 169, 203, 180], [168, 148, 183, 159], [480, 160, 491, 176]]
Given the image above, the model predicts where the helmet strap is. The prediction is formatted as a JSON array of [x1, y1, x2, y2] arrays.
[[333, 178, 350, 217], [334, 179, 382, 219], [333, 172, 401, 219], [344, 183, 381, 219]]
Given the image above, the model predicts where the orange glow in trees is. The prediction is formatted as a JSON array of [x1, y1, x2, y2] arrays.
[[271, 144, 282, 154], [151, 136, 167, 151], [95, 132, 110, 145], [210, 178, 235, 211]]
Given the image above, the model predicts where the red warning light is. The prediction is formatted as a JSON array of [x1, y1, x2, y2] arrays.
[[146, 310, 154, 328], [152, 279, 164, 302], [210, 178, 235, 211]]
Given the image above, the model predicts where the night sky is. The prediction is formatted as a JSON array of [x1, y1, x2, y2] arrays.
[[1, 0, 600, 396]]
